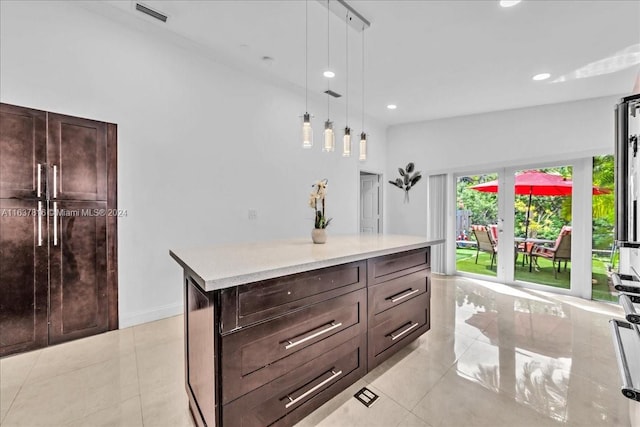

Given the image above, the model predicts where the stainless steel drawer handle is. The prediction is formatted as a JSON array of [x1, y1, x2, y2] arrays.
[[284, 369, 342, 409], [53, 165, 57, 198], [389, 288, 420, 303], [37, 164, 42, 197], [284, 321, 342, 350], [53, 201, 58, 246], [37, 201, 43, 247], [390, 322, 419, 341]]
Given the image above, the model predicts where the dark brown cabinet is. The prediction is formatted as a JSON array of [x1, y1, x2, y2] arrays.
[[181, 247, 430, 427], [0, 199, 49, 355], [0, 105, 47, 199], [0, 103, 117, 357], [49, 200, 109, 345], [47, 113, 107, 201], [367, 248, 431, 369]]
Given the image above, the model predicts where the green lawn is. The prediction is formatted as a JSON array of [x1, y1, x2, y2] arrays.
[[456, 248, 616, 302]]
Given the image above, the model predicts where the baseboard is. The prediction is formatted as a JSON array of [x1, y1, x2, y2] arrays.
[[119, 302, 183, 329]]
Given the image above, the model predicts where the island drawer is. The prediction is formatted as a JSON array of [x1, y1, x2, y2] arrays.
[[220, 261, 366, 333], [369, 269, 429, 315], [221, 288, 366, 404], [368, 292, 430, 369], [222, 334, 366, 427], [367, 248, 430, 286]]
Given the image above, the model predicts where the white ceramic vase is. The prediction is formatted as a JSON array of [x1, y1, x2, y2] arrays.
[[311, 228, 327, 244]]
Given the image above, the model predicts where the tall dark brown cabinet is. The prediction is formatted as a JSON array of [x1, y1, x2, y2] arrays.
[[0, 103, 118, 357]]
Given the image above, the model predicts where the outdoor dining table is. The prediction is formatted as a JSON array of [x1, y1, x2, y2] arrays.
[[514, 237, 556, 272]]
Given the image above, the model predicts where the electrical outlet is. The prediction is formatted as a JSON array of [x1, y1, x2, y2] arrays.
[[248, 209, 258, 220]]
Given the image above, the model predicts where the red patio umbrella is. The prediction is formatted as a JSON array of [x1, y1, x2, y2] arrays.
[[470, 170, 610, 238]]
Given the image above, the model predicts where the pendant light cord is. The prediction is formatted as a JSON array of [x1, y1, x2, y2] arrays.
[[327, 0, 330, 121], [305, 0, 308, 112], [345, 11, 348, 125], [361, 24, 365, 130]]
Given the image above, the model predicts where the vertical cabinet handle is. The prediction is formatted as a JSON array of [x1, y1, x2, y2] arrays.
[[53, 201, 58, 246], [52, 165, 58, 198], [37, 201, 43, 247], [37, 164, 42, 197], [284, 369, 342, 409]]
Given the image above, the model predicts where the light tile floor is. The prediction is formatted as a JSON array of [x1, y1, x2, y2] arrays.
[[1, 276, 639, 426]]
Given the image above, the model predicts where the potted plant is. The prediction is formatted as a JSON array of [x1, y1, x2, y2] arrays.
[[309, 179, 332, 243]]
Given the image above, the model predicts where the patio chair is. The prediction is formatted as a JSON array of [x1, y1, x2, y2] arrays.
[[471, 225, 497, 269], [530, 226, 572, 278], [516, 241, 534, 267], [488, 224, 499, 245]]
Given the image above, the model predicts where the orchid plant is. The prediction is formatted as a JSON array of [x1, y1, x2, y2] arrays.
[[309, 179, 332, 229]]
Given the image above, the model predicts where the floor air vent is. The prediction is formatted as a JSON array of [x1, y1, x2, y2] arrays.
[[354, 387, 379, 407]]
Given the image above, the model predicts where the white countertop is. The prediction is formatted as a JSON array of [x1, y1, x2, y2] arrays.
[[170, 234, 439, 291]]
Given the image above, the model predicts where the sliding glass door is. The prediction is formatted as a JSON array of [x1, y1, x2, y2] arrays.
[[591, 155, 616, 301], [453, 158, 595, 298], [455, 172, 500, 279], [512, 166, 573, 290]]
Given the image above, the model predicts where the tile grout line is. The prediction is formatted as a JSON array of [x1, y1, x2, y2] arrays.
[[20, 345, 137, 388], [1, 349, 43, 424], [132, 326, 147, 427], [407, 363, 457, 426]]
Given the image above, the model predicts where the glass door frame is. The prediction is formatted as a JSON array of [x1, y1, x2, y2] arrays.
[[452, 167, 509, 284], [451, 158, 593, 299]]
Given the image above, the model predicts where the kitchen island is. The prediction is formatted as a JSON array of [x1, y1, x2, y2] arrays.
[[170, 235, 438, 427]]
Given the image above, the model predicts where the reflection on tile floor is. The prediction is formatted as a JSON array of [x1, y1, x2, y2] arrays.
[[1, 276, 638, 426]]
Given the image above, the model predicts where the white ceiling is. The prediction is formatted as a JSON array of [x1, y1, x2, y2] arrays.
[[93, 0, 640, 126]]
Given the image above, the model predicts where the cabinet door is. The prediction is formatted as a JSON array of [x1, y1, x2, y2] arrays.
[[0, 199, 49, 356], [47, 113, 107, 201], [49, 200, 108, 344], [0, 103, 47, 199], [186, 277, 216, 427]]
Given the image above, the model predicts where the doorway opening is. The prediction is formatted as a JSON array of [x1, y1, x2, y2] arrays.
[[455, 172, 499, 278], [360, 172, 382, 234], [511, 166, 574, 290]]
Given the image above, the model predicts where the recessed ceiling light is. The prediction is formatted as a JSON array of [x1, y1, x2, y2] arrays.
[[386, 104, 397, 110], [323, 70, 335, 78], [500, 0, 522, 7], [532, 73, 551, 81]]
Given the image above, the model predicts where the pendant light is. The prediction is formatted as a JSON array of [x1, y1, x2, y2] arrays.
[[359, 23, 367, 162], [302, 0, 313, 148], [323, 0, 335, 152], [342, 11, 351, 157]]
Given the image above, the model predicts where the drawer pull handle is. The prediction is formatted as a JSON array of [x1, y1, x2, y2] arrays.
[[37, 164, 42, 197], [284, 369, 342, 409], [390, 322, 419, 341], [37, 201, 43, 247], [53, 165, 58, 198], [389, 288, 420, 303], [284, 322, 343, 350], [53, 201, 58, 246]]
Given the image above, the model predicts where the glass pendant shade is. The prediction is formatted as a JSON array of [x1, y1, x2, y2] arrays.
[[302, 113, 313, 148], [343, 127, 351, 157], [323, 120, 335, 152], [359, 132, 367, 161]]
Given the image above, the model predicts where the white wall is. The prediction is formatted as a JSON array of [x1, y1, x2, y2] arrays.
[[385, 96, 620, 236], [0, 1, 386, 327]]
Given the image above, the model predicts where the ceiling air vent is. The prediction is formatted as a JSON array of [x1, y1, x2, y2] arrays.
[[324, 89, 342, 98], [135, 3, 168, 23]]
